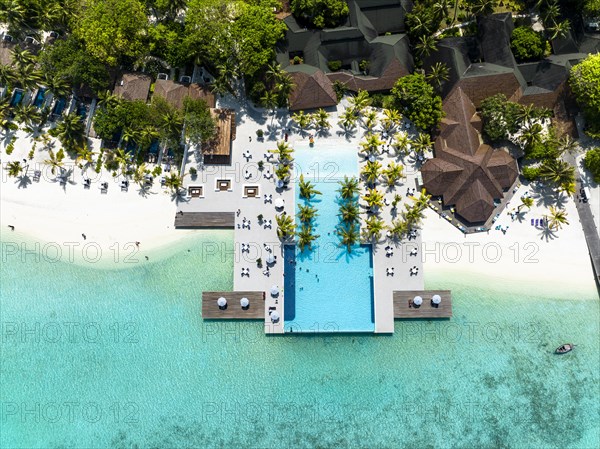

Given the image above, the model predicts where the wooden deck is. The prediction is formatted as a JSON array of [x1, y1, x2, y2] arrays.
[[174, 212, 234, 228], [202, 291, 265, 319], [393, 290, 452, 319], [203, 108, 235, 164]]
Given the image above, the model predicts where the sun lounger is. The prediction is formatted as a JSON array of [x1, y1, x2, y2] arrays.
[[33, 170, 41, 182]]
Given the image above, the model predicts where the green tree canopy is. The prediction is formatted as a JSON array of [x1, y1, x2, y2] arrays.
[[584, 148, 600, 182], [76, 0, 148, 66], [38, 35, 110, 94], [479, 94, 522, 142], [183, 97, 216, 146], [570, 53, 600, 138], [290, 0, 349, 29], [390, 73, 444, 133], [510, 26, 547, 62], [94, 100, 154, 141]]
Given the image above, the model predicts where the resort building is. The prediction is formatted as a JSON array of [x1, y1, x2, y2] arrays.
[[113, 72, 152, 102], [278, 0, 414, 110], [153, 79, 216, 109], [421, 88, 519, 225]]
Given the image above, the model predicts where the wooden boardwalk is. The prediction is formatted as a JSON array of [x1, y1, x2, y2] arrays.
[[202, 291, 265, 319], [393, 290, 452, 319], [174, 212, 234, 229]]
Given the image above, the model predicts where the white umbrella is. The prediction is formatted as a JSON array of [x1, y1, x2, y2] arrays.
[[413, 296, 423, 306], [240, 297, 249, 308], [266, 254, 275, 264], [217, 297, 227, 307], [276, 179, 284, 188], [270, 285, 279, 296], [274, 198, 285, 208], [270, 310, 280, 322], [432, 294, 441, 305]]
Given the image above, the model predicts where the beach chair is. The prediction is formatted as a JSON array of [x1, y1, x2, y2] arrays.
[[531, 218, 534, 226], [33, 170, 41, 182]]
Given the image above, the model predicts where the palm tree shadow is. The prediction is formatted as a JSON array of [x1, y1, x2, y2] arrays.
[[531, 183, 560, 208], [266, 123, 280, 140], [514, 211, 527, 223], [171, 191, 190, 204], [539, 226, 558, 241], [16, 174, 32, 188], [137, 185, 157, 198], [336, 127, 357, 140], [315, 128, 331, 138]]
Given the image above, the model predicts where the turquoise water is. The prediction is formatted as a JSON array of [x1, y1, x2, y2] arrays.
[[1, 229, 599, 448], [284, 142, 374, 333]]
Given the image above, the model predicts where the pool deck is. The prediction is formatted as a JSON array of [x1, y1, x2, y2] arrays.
[[393, 290, 452, 318], [202, 291, 265, 319]]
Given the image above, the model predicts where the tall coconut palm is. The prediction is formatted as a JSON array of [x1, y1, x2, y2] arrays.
[[261, 90, 277, 123], [412, 133, 432, 154], [393, 131, 411, 157], [297, 225, 319, 252], [389, 219, 409, 240], [269, 141, 294, 165], [517, 196, 534, 212], [13, 104, 41, 129], [44, 149, 65, 175], [164, 172, 184, 194], [138, 126, 159, 152], [276, 213, 296, 240], [362, 188, 384, 212], [538, 159, 574, 187], [363, 215, 385, 241], [298, 174, 322, 199], [359, 133, 383, 157], [363, 110, 378, 131], [348, 89, 371, 114], [133, 163, 149, 185], [338, 108, 358, 130], [410, 188, 432, 212], [275, 164, 291, 183], [11, 47, 36, 68], [44, 74, 71, 99], [75, 145, 96, 171], [291, 110, 311, 132], [97, 90, 122, 110], [403, 205, 426, 228], [383, 161, 404, 187], [519, 123, 543, 151], [266, 63, 284, 84], [275, 73, 294, 107], [298, 204, 318, 224], [313, 108, 330, 130], [49, 113, 85, 153], [361, 160, 382, 185], [0, 65, 17, 88], [337, 223, 359, 252], [338, 176, 360, 200], [426, 62, 450, 90], [381, 108, 402, 132], [559, 181, 576, 197], [5, 161, 23, 178], [557, 134, 578, 156], [112, 148, 131, 176], [546, 206, 569, 230], [0, 0, 26, 29], [470, 0, 497, 16], [339, 202, 360, 224]]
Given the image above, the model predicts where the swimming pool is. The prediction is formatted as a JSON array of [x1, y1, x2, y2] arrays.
[[283, 142, 375, 333]]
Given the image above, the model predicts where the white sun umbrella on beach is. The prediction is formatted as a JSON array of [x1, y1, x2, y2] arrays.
[[240, 297, 249, 308], [276, 179, 285, 188], [266, 254, 275, 264], [270, 310, 280, 322], [270, 285, 279, 296], [274, 198, 285, 208], [217, 297, 227, 307], [432, 294, 441, 305], [413, 296, 423, 306]]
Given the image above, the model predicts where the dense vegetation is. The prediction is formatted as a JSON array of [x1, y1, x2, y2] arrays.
[[290, 0, 349, 29], [390, 73, 444, 133], [570, 53, 600, 138], [584, 148, 600, 182], [510, 26, 547, 62]]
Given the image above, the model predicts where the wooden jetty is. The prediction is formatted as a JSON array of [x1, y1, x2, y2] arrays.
[[202, 291, 265, 319], [393, 290, 452, 319], [174, 212, 234, 229]]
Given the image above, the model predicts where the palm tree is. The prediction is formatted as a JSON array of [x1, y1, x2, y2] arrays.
[[539, 159, 574, 187], [359, 133, 383, 157], [560, 181, 576, 197], [363, 215, 385, 241], [518, 196, 534, 213], [0, 0, 26, 29], [339, 202, 360, 223], [470, 0, 497, 16], [557, 134, 578, 156], [338, 176, 360, 200], [383, 161, 404, 187], [403, 204, 426, 228], [519, 123, 543, 151], [361, 160, 382, 185], [393, 131, 411, 157], [541, 1, 560, 25], [133, 163, 149, 185], [275, 73, 294, 107], [44, 149, 65, 175], [13, 104, 41, 129], [75, 145, 96, 171], [49, 113, 85, 153], [299, 174, 322, 199], [112, 148, 130, 176], [410, 188, 432, 213], [164, 172, 184, 194], [338, 108, 358, 130], [275, 164, 291, 183], [381, 108, 402, 132], [44, 74, 71, 99], [269, 141, 294, 165], [412, 133, 432, 154], [313, 108, 330, 130], [138, 126, 159, 152], [11, 47, 36, 68], [426, 62, 450, 90], [548, 20, 571, 40], [297, 225, 319, 252], [348, 90, 371, 114], [337, 224, 360, 252], [261, 90, 278, 123], [415, 35, 438, 59], [0, 65, 17, 88], [363, 110, 378, 131], [291, 110, 311, 132], [266, 63, 284, 84], [389, 219, 409, 240], [362, 188, 385, 212], [298, 204, 318, 223], [276, 213, 296, 240], [546, 206, 569, 230], [97, 90, 122, 110], [5, 161, 23, 178]]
